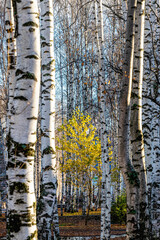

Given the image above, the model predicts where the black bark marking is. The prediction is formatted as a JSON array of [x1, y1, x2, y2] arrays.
[[42, 146, 55, 156], [26, 230, 37, 240], [9, 182, 29, 195], [9, 213, 21, 233], [25, 55, 39, 59], [14, 96, 28, 101], [17, 72, 37, 81], [12, 0, 20, 37], [6, 133, 35, 158], [23, 21, 38, 28]]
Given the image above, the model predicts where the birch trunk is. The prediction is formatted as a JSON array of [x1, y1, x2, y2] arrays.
[[96, 1, 111, 239], [82, 175, 87, 216], [5, 0, 16, 229], [34, 114, 41, 201], [5, 0, 16, 131], [143, 2, 153, 236], [38, 0, 59, 238], [83, 1, 88, 113], [0, 118, 6, 216], [118, 1, 141, 239], [112, 94, 120, 199], [65, 14, 73, 213], [6, 0, 40, 239], [60, 39, 65, 217], [152, 1, 160, 235], [143, 0, 160, 238], [130, 1, 148, 238]]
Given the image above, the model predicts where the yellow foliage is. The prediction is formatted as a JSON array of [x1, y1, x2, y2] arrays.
[[57, 108, 102, 188]]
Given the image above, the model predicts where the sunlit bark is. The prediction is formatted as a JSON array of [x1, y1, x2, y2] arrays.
[[131, 1, 148, 238], [7, 0, 40, 239], [118, 1, 140, 239]]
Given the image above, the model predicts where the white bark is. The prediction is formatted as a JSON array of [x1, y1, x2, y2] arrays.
[[60, 41, 65, 217], [143, 0, 160, 238], [5, 0, 16, 233], [65, 13, 73, 213], [35, 114, 41, 200], [5, 0, 16, 132], [111, 94, 120, 199], [83, 0, 89, 112], [131, 1, 148, 238], [143, 3, 154, 236], [0, 118, 6, 215], [38, 0, 59, 239], [96, 1, 111, 239], [118, 1, 141, 239], [7, 0, 41, 239], [148, 1, 160, 236]]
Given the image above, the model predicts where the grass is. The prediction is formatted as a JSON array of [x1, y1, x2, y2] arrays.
[[59, 223, 76, 227], [58, 208, 101, 217]]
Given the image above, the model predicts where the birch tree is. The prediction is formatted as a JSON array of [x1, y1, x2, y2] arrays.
[[143, 0, 160, 238], [95, 1, 111, 239], [38, 0, 59, 239], [0, 118, 6, 215], [130, 0, 148, 238], [0, 0, 9, 168], [118, 0, 141, 239], [149, 1, 160, 236], [5, 0, 16, 143], [6, 0, 40, 239]]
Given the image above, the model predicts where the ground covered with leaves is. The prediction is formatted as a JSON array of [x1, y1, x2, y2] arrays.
[[58, 208, 126, 239], [0, 214, 6, 239], [59, 216, 126, 239], [0, 209, 126, 239]]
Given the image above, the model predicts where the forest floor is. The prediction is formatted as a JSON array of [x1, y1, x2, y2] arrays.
[[0, 209, 126, 239], [0, 214, 6, 239], [58, 208, 126, 239]]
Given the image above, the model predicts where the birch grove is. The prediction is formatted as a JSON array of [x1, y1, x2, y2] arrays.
[[0, 0, 159, 239], [119, 0, 159, 239]]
